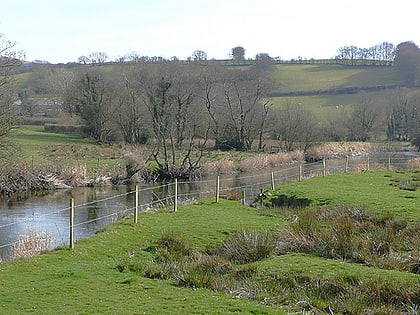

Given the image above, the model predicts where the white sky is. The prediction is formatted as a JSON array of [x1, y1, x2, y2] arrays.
[[1, 0, 419, 64]]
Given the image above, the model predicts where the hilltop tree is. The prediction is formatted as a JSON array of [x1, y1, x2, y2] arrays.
[[191, 50, 207, 62], [394, 41, 420, 86], [88, 52, 108, 64], [254, 53, 275, 72], [230, 46, 245, 62]]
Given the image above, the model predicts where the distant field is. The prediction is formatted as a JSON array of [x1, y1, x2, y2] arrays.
[[270, 64, 402, 93], [268, 64, 406, 117]]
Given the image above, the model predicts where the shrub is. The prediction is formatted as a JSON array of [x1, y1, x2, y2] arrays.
[[219, 230, 277, 264]]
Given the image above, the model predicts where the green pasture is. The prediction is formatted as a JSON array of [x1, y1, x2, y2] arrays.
[[1, 171, 420, 313], [11, 125, 122, 171], [269, 170, 420, 221], [270, 64, 402, 93]]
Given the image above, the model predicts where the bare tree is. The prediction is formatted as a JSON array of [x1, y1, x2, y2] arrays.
[[274, 102, 319, 152], [220, 70, 270, 150], [138, 64, 207, 180], [347, 95, 381, 141], [386, 89, 420, 141], [78, 56, 90, 64], [0, 34, 22, 158], [88, 52, 108, 64], [114, 72, 149, 144]]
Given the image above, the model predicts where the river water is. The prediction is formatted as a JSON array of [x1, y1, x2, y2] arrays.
[[0, 152, 418, 261]]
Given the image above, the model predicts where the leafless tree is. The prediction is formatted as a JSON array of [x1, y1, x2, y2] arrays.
[[78, 56, 90, 64], [0, 34, 22, 158], [347, 95, 382, 141], [88, 51, 108, 64], [274, 102, 319, 152], [220, 69, 271, 150], [138, 64, 208, 179], [386, 88, 420, 141]]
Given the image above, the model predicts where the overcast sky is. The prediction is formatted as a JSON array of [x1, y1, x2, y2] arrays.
[[1, 0, 418, 64]]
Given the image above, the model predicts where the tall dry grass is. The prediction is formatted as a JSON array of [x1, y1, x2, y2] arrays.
[[12, 229, 52, 259], [201, 159, 235, 175], [239, 151, 304, 172], [306, 142, 379, 160]]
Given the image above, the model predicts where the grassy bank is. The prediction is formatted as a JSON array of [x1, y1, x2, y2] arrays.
[[1, 170, 420, 313]]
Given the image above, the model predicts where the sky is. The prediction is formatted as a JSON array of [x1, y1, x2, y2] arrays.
[[1, 0, 419, 64]]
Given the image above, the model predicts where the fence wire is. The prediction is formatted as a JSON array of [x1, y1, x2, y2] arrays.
[[1, 152, 419, 262]]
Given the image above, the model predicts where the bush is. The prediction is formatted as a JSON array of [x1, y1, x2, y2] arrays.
[[219, 230, 277, 264]]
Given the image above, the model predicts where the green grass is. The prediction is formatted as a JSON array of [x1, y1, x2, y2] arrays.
[[269, 170, 420, 221], [270, 64, 402, 93], [0, 199, 286, 314], [11, 125, 124, 172], [12, 125, 93, 160], [1, 170, 420, 313]]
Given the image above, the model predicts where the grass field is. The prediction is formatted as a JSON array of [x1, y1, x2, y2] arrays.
[[270, 64, 402, 93], [268, 170, 420, 221], [1, 170, 420, 314], [11, 125, 124, 172]]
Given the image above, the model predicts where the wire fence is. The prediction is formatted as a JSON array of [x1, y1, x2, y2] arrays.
[[0, 152, 419, 262]]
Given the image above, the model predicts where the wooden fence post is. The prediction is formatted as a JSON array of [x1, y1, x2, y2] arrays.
[[388, 154, 391, 170], [367, 155, 370, 171], [134, 184, 139, 223], [345, 156, 349, 173], [174, 178, 178, 212], [271, 172, 275, 190], [216, 176, 220, 203], [241, 191, 246, 205], [299, 163, 302, 182], [323, 158, 326, 177], [69, 198, 74, 249]]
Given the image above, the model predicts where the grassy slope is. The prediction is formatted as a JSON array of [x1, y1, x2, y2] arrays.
[[270, 64, 402, 93], [268, 64, 407, 117], [1, 171, 420, 313]]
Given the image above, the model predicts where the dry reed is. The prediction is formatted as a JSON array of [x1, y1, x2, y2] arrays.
[[307, 142, 379, 160], [202, 159, 235, 175], [12, 229, 52, 259], [239, 151, 304, 172]]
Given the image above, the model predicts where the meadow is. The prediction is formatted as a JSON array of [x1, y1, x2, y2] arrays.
[[1, 170, 419, 314]]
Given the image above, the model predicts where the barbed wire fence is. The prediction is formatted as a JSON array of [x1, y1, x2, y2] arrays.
[[0, 152, 418, 262]]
